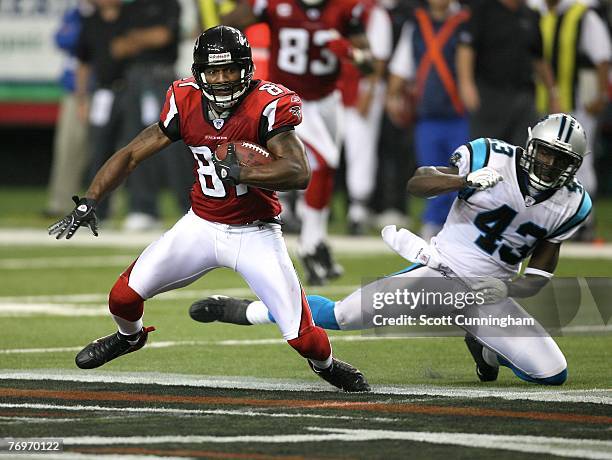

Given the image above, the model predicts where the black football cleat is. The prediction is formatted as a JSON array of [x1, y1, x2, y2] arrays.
[[316, 242, 344, 280], [75, 326, 155, 369], [309, 358, 371, 392], [189, 295, 252, 325], [348, 220, 367, 236], [464, 334, 499, 382], [299, 250, 328, 286]]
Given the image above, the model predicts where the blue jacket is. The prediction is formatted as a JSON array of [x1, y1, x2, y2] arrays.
[[55, 7, 82, 92]]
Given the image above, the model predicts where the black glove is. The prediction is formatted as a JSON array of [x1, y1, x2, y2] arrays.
[[48, 195, 99, 240], [212, 143, 242, 185]]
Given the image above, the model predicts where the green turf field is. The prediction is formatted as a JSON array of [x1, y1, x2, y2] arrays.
[[0, 188, 610, 458]]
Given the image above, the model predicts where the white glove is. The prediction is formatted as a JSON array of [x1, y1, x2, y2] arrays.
[[466, 167, 503, 190], [469, 277, 509, 304], [381, 225, 437, 267]]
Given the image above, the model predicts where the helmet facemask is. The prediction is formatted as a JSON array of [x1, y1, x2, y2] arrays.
[[192, 60, 254, 109], [520, 114, 587, 192], [521, 137, 582, 191]]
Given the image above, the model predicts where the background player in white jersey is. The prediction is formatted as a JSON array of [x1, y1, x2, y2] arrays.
[[340, 0, 392, 235], [48, 26, 370, 393], [223, 0, 373, 285], [190, 113, 591, 385]]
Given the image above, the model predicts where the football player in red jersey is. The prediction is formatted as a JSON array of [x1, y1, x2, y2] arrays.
[[223, 0, 373, 285], [48, 26, 370, 392]]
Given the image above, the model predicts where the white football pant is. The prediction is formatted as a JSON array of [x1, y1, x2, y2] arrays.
[[127, 210, 308, 340], [334, 265, 567, 379]]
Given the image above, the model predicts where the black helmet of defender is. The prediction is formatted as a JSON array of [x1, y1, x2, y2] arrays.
[[192, 25, 255, 109]]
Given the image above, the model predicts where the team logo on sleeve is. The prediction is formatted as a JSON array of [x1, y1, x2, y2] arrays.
[[450, 151, 462, 167], [289, 106, 302, 119]]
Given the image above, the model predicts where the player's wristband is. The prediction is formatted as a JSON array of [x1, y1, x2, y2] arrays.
[[523, 267, 553, 278]]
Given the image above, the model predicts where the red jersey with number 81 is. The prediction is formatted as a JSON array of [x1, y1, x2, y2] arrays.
[[158, 77, 303, 224], [252, 0, 366, 100]]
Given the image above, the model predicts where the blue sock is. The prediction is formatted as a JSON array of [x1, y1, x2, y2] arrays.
[[306, 295, 340, 330], [265, 295, 340, 330], [498, 356, 567, 385]]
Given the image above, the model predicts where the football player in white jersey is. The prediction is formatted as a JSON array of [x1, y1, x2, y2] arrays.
[[189, 113, 591, 385]]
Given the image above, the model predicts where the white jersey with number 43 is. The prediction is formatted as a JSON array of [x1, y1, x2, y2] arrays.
[[431, 137, 592, 279]]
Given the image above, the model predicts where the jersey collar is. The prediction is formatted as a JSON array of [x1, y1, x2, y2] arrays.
[[200, 80, 260, 129]]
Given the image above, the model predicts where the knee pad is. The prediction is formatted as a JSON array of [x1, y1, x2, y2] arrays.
[[288, 325, 331, 361], [109, 274, 144, 321]]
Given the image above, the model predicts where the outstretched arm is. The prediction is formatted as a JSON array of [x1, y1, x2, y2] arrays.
[[408, 165, 503, 198], [48, 124, 171, 240], [407, 166, 467, 198], [86, 123, 171, 202]]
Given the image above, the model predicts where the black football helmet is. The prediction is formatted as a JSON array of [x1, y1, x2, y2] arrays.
[[192, 26, 254, 109]]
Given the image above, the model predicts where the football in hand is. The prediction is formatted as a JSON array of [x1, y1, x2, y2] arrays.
[[215, 141, 274, 167]]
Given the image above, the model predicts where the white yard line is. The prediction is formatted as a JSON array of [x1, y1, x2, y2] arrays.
[[1, 229, 611, 258], [0, 370, 609, 404], [0, 304, 108, 317], [0, 416, 80, 424], [0, 256, 133, 270], [42, 428, 612, 459], [0, 285, 358, 305], [0, 347, 83, 354], [3, 326, 611, 356], [0, 402, 396, 423], [0, 336, 429, 354]]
